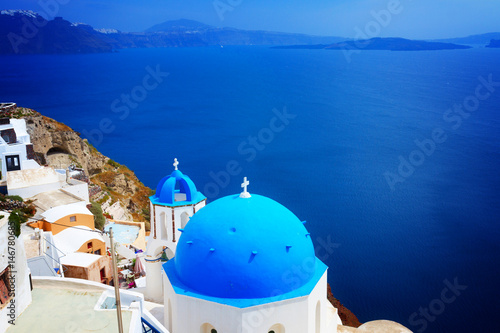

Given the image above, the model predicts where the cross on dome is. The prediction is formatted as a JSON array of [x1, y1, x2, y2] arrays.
[[173, 158, 179, 170], [240, 177, 251, 198]]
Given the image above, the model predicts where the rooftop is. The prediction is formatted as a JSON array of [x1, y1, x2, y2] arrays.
[[7, 280, 132, 333], [7, 288, 132, 333], [7, 167, 60, 190], [32, 189, 84, 212], [60, 252, 102, 267], [41, 201, 93, 223], [169, 193, 319, 302], [150, 158, 206, 207], [5, 276, 168, 333], [54, 226, 105, 256]]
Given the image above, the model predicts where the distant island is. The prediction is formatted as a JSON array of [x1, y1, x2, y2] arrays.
[[0, 11, 344, 54], [486, 39, 500, 48], [431, 32, 500, 46], [0, 10, 494, 54], [274, 37, 472, 51]]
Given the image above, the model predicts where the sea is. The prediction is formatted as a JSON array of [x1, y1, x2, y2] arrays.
[[1, 46, 499, 332]]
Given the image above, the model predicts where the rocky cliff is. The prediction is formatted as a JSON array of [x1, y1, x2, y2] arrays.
[[0, 10, 113, 54], [327, 283, 362, 328], [15, 107, 151, 227]]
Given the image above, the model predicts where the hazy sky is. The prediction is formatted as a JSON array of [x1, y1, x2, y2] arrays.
[[9, 0, 500, 39]]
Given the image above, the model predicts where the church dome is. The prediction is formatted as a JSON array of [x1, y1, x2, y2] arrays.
[[172, 193, 317, 299], [150, 158, 206, 206]]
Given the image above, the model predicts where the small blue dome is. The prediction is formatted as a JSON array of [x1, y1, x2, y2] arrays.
[[150, 168, 205, 206], [172, 194, 316, 299]]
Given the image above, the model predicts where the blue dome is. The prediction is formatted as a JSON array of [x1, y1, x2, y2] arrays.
[[172, 194, 317, 299], [150, 169, 206, 206]]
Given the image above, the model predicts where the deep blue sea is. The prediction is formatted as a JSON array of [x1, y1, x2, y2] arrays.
[[1, 46, 499, 332]]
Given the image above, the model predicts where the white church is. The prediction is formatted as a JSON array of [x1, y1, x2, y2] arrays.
[[145, 159, 411, 333]]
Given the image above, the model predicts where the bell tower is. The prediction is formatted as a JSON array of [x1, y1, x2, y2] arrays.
[[145, 158, 206, 300]]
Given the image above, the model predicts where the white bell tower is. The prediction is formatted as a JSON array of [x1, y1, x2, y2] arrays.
[[145, 158, 206, 301]]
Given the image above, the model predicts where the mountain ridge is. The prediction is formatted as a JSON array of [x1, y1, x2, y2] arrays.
[[0, 10, 497, 54], [0, 10, 113, 54], [0, 11, 346, 54], [145, 18, 213, 33]]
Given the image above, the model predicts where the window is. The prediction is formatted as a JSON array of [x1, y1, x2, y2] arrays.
[[181, 212, 190, 229], [87, 242, 92, 249], [168, 299, 173, 332], [316, 301, 321, 333], [160, 212, 168, 241], [70, 216, 76, 222], [211, 330, 217, 333], [94, 249, 101, 255]]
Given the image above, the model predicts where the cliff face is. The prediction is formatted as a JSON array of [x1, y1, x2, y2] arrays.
[[19, 107, 151, 227], [327, 283, 362, 328], [0, 10, 113, 54], [24, 112, 107, 175]]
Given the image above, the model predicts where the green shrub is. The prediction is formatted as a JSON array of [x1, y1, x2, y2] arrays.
[[97, 195, 109, 205], [6, 195, 23, 202], [9, 209, 28, 237], [89, 202, 106, 231], [107, 159, 120, 168], [141, 207, 150, 222]]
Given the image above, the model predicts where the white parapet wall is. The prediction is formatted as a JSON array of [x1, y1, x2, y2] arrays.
[[31, 276, 168, 333]]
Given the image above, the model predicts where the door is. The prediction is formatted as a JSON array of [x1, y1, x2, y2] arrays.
[[6, 155, 20, 171]]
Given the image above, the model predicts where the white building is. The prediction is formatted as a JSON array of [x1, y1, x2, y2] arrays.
[[145, 159, 206, 301], [0, 118, 89, 201], [0, 118, 40, 182], [160, 176, 342, 333], [0, 212, 32, 333], [1, 213, 166, 333]]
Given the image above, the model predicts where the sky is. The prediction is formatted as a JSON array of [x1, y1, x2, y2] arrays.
[[7, 0, 500, 39]]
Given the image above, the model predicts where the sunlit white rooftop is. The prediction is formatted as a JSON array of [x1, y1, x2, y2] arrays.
[[41, 201, 92, 223], [6, 277, 166, 333]]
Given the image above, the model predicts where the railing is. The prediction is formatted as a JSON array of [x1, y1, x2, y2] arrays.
[[141, 317, 161, 333], [43, 236, 68, 275]]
